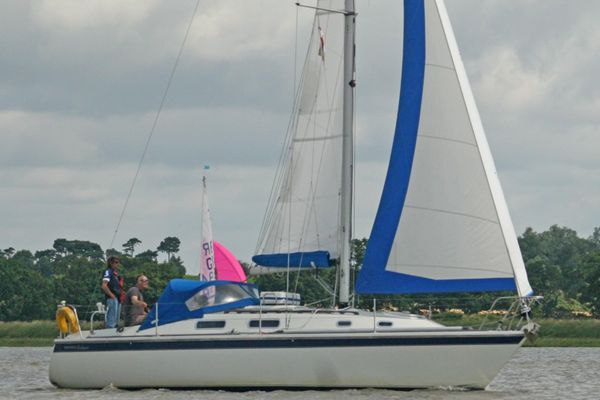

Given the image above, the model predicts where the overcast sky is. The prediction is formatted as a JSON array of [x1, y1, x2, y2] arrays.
[[2, 1, 599, 275]]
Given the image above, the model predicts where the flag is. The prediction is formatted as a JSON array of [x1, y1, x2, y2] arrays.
[[318, 25, 325, 61]]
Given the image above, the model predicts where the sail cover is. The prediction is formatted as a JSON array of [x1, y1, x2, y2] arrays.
[[356, 0, 533, 296], [252, 0, 346, 272], [139, 280, 259, 330]]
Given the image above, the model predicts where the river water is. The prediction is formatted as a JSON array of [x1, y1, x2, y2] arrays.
[[1, 347, 599, 400]]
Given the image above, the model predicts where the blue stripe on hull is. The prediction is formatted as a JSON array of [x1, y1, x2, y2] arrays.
[[53, 334, 523, 353], [252, 251, 331, 268], [356, 0, 427, 294]]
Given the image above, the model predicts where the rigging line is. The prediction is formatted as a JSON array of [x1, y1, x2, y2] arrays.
[[295, 2, 354, 16], [292, 7, 342, 256], [254, 4, 314, 257], [109, 0, 201, 249], [253, 34, 303, 256], [294, 1, 299, 99], [288, 1, 300, 299]]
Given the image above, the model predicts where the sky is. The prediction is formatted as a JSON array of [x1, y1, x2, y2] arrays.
[[2, 1, 599, 276]]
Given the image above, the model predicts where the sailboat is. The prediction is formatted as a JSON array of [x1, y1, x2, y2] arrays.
[[49, 0, 538, 390]]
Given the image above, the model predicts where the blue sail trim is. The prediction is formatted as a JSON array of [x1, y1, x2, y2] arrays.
[[252, 251, 331, 268], [357, 272, 516, 294], [356, 0, 426, 294]]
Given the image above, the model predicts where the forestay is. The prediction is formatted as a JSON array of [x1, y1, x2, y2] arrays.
[[356, 0, 533, 297], [252, 0, 346, 272]]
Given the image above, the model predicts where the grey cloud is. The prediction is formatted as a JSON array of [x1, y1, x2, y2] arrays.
[[2, 1, 599, 273]]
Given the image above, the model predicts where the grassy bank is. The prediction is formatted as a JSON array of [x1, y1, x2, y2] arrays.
[[524, 319, 600, 347], [2, 318, 600, 347], [433, 314, 600, 347], [0, 320, 88, 347], [0, 337, 54, 346]]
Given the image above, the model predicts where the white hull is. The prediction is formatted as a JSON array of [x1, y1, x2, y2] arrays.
[[50, 310, 524, 389]]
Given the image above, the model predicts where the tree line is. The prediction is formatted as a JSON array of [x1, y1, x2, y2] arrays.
[[1, 225, 600, 322], [0, 237, 186, 321]]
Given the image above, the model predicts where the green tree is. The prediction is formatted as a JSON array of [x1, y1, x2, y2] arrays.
[[0, 237, 189, 322], [157, 237, 181, 262], [35, 249, 57, 260], [0, 257, 54, 320], [2, 247, 15, 258], [53, 239, 69, 256], [122, 238, 142, 256], [12, 250, 34, 267], [136, 250, 158, 262], [589, 227, 600, 248], [74, 240, 104, 260], [524, 255, 561, 295], [518, 225, 592, 299], [52, 239, 103, 260], [52, 255, 105, 315], [105, 248, 124, 259], [579, 251, 600, 316], [34, 249, 58, 276]]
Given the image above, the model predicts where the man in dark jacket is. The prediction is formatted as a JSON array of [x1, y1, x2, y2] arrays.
[[101, 256, 123, 328]]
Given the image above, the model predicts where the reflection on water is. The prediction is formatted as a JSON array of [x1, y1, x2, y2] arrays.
[[1, 347, 599, 400]]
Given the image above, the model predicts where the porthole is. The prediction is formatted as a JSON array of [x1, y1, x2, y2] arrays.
[[249, 320, 280, 328], [196, 321, 226, 329]]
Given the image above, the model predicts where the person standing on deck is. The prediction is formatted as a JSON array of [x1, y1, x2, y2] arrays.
[[101, 256, 124, 328]]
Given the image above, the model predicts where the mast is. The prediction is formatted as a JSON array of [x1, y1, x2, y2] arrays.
[[339, 0, 356, 306]]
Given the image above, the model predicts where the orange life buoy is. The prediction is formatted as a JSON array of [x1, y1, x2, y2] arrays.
[[56, 305, 80, 334]]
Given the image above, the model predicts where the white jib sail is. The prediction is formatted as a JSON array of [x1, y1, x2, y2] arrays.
[[252, 0, 346, 273], [384, 0, 532, 296]]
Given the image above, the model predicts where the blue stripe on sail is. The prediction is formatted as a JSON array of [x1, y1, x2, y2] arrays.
[[356, 0, 426, 294], [252, 251, 331, 268], [358, 272, 516, 294]]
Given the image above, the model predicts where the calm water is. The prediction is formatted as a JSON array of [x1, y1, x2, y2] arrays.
[[1, 347, 599, 400]]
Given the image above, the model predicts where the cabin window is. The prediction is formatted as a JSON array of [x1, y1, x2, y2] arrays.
[[249, 320, 280, 328], [196, 321, 226, 329], [337, 320, 352, 327], [378, 321, 393, 327]]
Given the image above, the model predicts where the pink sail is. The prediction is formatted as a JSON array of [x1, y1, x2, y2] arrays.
[[214, 241, 247, 282]]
